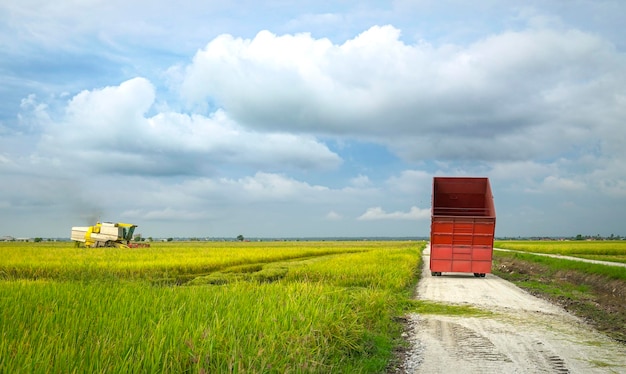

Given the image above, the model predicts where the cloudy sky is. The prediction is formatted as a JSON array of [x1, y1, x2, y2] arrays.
[[1, 1, 625, 239]]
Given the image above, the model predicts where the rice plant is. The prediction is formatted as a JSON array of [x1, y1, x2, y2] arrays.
[[494, 240, 626, 263], [0, 240, 424, 373]]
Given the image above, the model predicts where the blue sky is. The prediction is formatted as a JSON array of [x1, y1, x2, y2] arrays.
[[1, 0, 625, 238]]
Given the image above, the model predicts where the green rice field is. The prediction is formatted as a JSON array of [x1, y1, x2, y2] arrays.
[[494, 240, 626, 264], [0, 240, 424, 373]]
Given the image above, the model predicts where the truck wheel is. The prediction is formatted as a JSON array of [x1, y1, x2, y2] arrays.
[[474, 273, 480, 277], [480, 273, 486, 277]]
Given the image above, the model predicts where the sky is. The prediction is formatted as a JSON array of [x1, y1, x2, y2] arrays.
[[1, 0, 625, 239]]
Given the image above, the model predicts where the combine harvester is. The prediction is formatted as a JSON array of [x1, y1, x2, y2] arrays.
[[430, 177, 496, 277], [71, 222, 149, 248]]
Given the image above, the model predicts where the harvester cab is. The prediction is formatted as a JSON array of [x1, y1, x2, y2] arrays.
[[71, 222, 149, 248]]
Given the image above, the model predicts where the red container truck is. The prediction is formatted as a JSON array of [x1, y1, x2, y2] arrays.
[[430, 177, 496, 277]]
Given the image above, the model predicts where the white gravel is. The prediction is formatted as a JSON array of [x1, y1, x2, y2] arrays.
[[398, 245, 626, 374]]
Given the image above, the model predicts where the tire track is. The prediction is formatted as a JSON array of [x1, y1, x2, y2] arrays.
[[399, 245, 626, 373]]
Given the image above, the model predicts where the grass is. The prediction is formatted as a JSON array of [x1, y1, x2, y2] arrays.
[[0, 240, 425, 373], [494, 240, 626, 263], [494, 251, 626, 281], [409, 300, 491, 317]]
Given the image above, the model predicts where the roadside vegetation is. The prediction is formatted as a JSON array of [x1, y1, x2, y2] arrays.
[[410, 300, 491, 317], [493, 241, 626, 344], [494, 240, 626, 264], [0, 240, 424, 373]]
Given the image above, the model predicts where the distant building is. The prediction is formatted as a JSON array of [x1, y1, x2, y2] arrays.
[[1, 236, 15, 241]]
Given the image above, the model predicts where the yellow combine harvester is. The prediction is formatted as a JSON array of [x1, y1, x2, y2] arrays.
[[71, 222, 149, 248]]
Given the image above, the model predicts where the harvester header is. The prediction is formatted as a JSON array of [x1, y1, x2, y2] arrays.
[[71, 222, 149, 248]]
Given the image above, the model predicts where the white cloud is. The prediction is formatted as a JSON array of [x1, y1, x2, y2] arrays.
[[180, 25, 626, 167], [386, 170, 431, 195], [75, 172, 403, 236], [326, 210, 342, 220], [357, 206, 430, 220], [542, 175, 586, 192], [122, 207, 208, 221], [350, 174, 372, 188], [587, 158, 626, 198], [36, 78, 341, 176], [143, 172, 332, 207], [234, 172, 330, 201], [0, 154, 14, 166], [2, 1, 626, 238], [489, 161, 554, 181]]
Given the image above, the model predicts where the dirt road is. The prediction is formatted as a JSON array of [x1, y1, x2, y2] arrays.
[[401, 245, 626, 373], [494, 247, 626, 268]]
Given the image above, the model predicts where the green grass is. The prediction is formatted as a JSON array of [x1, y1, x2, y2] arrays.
[[0, 240, 425, 373], [511, 278, 592, 300], [409, 300, 491, 317], [494, 251, 626, 281], [575, 255, 626, 264]]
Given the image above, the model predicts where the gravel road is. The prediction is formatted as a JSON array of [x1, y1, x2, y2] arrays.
[[494, 248, 626, 268], [399, 245, 626, 373]]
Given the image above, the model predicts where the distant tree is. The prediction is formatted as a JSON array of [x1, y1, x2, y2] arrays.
[[575, 234, 583, 240], [34, 237, 43, 243], [167, 238, 173, 242], [237, 234, 244, 241]]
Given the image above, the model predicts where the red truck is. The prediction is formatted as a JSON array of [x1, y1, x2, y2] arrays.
[[430, 177, 496, 277]]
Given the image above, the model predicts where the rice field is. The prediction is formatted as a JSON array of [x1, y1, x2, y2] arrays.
[[0, 240, 424, 373], [494, 240, 626, 264]]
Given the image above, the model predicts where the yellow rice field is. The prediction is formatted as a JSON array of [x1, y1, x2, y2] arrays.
[[0, 240, 424, 373]]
